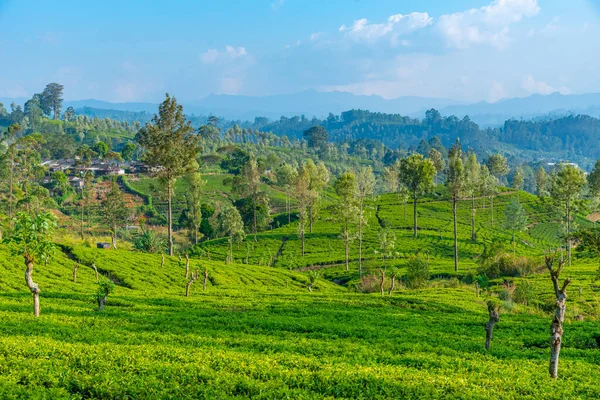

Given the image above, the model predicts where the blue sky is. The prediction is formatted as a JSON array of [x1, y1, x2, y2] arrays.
[[0, 0, 599, 102]]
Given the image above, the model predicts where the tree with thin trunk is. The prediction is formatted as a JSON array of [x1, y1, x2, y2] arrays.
[[217, 204, 245, 264], [185, 252, 190, 279], [136, 94, 200, 256], [275, 162, 298, 224], [378, 226, 396, 268], [7, 211, 57, 317], [307, 270, 318, 292], [306, 160, 329, 233], [399, 154, 436, 238], [486, 153, 509, 226], [535, 167, 550, 198], [504, 199, 528, 254], [446, 140, 467, 272], [479, 165, 498, 227], [379, 268, 386, 296], [334, 172, 358, 271], [40, 82, 64, 120], [94, 278, 115, 311], [512, 166, 524, 202], [485, 301, 500, 350], [388, 267, 398, 296], [185, 172, 205, 245], [1, 123, 21, 225], [185, 270, 199, 297], [550, 164, 586, 266], [101, 178, 128, 250], [464, 152, 481, 241], [356, 166, 375, 275], [295, 162, 312, 256], [545, 252, 571, 379], [429, 148, 445, 185]]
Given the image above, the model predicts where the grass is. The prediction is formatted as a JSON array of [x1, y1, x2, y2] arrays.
[[2, 188, 600, 398]]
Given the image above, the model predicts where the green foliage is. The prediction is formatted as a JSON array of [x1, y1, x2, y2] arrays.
[[405, 255, 430, 288], [93, 278, 115, 306], [133, 228, 167, 254], [6, 211, 57, 262]]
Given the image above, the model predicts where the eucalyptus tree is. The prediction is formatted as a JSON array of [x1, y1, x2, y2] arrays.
[[446, 140, 467, 272], [503, 199, 528, 254], [464, 152, 481, 241], [513, 166, 524, 202], [217, 204, 246, 264], [486, 153, 509, 226], [428, 148, 444, 184], [185, 172, 206, 245], [295, 162, 312, 256], [399, 154, 436, 238], [136, 94, 200, 256], [306, 160, 329, 233], [275, 162, 298, 224], [545, 253, 571, 379], [479, 165, 499, 226], [40, 82, 64, 119], [356, 166, 376, 273], [7, 211, 57, 317], [535, 167, 550, 198], [549, 164, 586, 266], [334, 172, 359, 271], [101, 178, 128, 249]]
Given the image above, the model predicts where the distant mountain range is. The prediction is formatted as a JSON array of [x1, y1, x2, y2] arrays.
[[3, 90, 600, 126]]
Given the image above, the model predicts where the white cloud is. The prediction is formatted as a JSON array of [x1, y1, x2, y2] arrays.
[[437, 0, 540, 49], [200, 46, 248, 64], [521, 75, 557, 95], [309, 32, 323, 41], [339, 12, 432, 43]]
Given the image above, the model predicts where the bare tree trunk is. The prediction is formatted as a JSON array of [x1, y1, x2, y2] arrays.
[[73, 262, 78, 283], [287, 195, 291, 224], [228, 238, 233, 264], [97, 295, 107, 310], [485, 301, 500, 350], [453, 195, 459, 272], [186, 270, 200, 297], [253, 194, 257, 241], [8, 167, 14, 225], [112, 223, 117, 250], [161, 253, 165, 268], [301, 231, 305, 257], [203, 269, 208, 291], [92, 263, 99, 282], [345, 237, 349, 272], [185, 253, 190, 279], [379, 269, 385, 296], [388, 274, 396, 296], [546, 253, 571, 379], [309, 204, 314, 233], [167, 182, 174, 256], [24, 255, 40, 317]]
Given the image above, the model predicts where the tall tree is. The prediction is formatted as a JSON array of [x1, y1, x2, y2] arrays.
[[295, 162, 312, 256], [303, 126, 328, 149], [587, 159, 600, 198], [399, 154, 436, 238], [486, 153, 509, 226], [185, 172, 206, 245], [101, 178, 128, 249], [465, 152, 481, 241], [479, 165, 499, 227], [275, 162, 298, 224], [513, 166, 524, 202], [545, 253, 570, 379], [356, 166, 375, 275], [217, 204, 245, 264], [7, 211, 57, 317], [446, 140, 466, 272], [136, 94, 199, 256], [41, 82, 64, 119], [535, 167, 550, 198], [428, 148, 444, 184], [306, 160, 329, 233], [240, 156, 262, 238], [503, 199, 528, 254], [549, 164, 586, 266], [334, 172, 359, 271]]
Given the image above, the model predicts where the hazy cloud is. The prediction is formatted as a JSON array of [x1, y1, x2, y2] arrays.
[[437, 0, 540, 49], [339, 12, 432, 44], [200, 46, 248, 65]]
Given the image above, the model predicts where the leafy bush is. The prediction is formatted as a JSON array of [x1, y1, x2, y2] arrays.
[[133, 229, 167, 253], [405, 255, 430, 289], [93, 278, 115, 310], [356, 274, 385, 293], [478, 243, 537, 278], [499, 281, 516, 302], [513, 280, 536, 305]]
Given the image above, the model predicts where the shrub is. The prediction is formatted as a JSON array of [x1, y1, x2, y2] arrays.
[[356, 274, 386, 293], [133, 229, 167, 253], [513, 280, 536, 306], [477, 243, 537, 278], [93, 278, 115, 310], [405, 255, 430, 289], [499, 280, 516, 302]]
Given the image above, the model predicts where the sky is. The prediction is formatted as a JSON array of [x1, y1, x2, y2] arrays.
[[0, 0, 599, 103]]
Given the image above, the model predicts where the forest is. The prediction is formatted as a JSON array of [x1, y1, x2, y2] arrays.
[[2, 83, 600, 399]]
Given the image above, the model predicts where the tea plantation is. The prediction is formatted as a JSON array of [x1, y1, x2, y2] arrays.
[[2, 191, 600, 399]]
